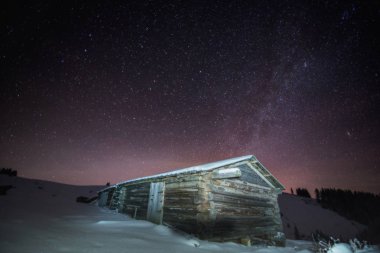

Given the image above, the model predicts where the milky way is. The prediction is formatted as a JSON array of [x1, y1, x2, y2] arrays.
[[1, 1, 379, 193]]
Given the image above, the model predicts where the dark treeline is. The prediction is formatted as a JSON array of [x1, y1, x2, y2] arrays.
[[295, 187, 311, 198], [292, 187, 380, 242], [0, 168, 17, 177], [315, 188, 380, 226]]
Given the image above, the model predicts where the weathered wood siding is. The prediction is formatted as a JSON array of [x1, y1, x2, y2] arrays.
[[237, 164, 270, 187], [162, 175, 203, 233], [209, 177, 284, 245], [118, 182, 150, 219], [112, 174, 208, 236], [194, 160, 285, 246], [251, 161, 284, 189], [157, 162, 284, 246]]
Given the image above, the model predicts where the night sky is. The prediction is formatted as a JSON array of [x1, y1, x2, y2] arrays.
[[1, 1, 379, 194]]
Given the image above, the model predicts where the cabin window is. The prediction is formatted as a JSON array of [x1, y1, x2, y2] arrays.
[[237, 164, 270, 187]]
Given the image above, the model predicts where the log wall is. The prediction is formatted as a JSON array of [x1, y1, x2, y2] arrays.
[[207, 176, 285, 246], [113, 174, 209, 235], [118, 182, 150, 219], [162, 175, 205, 234]]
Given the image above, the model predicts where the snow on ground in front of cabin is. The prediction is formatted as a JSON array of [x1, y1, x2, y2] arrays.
[[0, 175, 378, 253]]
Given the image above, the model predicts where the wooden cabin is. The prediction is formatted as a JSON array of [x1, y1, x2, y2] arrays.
[[98, 155, 286, 246]]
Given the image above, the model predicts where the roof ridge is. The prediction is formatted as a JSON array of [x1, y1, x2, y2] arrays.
[[101, 155, 253, 190]]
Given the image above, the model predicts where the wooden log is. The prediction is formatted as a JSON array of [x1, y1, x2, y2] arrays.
[[165, 181, 201, 189], [210, 185, 275, 200], [213, 205, 274, 216], [212, 179, 274, 195], [210, 188, 272, 203], [163, 212, 197, 219], [210, 194, 274, 208], [165, 175, 204, 183], [166, 188, 199, 192], [214, 215, 275, 223], [163, 205, 198, 212], [164, 191, 198, 197]]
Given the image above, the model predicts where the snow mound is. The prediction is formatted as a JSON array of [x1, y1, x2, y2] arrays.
[[279, 193, 366, 240], [328, 243, 353, 253]]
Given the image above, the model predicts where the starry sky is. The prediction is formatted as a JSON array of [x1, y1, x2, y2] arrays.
[[1, 1, 379, 193]]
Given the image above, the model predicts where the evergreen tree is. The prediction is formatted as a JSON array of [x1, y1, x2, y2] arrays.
[[296, 188, 311, 198], [317, 187, 380, 226]]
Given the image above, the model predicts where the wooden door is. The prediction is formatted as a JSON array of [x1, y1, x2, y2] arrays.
[[147, 182, 165, 224]]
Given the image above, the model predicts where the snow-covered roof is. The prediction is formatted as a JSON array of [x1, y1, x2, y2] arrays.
[[101, 155, 254, 191], [119, 155, 253, 184]]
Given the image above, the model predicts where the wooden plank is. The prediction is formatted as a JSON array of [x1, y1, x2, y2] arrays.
[[165, 191, 198, 197], [210, 188, 276, 203], [213, 179, 274, 195], [166, 189, 199, 193], [211, 201, 274, 212], [165, 181, 201, 189], [215, 215, 274, 222], [163, 205, 198, 211], [210, 188, 272, 202], [210, 194, 274, 208], [163, 212, 198, 219], [211, 183, 274, 198], [164, 200, 195, 206], [165, 175, 204, 183], [213, 205, 274, 216]]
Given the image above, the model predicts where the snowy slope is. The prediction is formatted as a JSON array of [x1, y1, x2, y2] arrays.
[[0, 176, 377, 253], [278, 193, 366, 240]]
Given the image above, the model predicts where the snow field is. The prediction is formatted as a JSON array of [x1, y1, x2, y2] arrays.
[[1, 176, 378, 253]]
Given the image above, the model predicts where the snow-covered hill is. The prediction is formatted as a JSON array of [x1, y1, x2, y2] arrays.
[[0, 176, 378, 253], [279, 193, 366, 241]]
